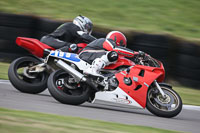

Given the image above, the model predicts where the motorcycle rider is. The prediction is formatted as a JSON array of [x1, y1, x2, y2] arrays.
[[40, 15, 96, 53], [79, 31, 136, 77]]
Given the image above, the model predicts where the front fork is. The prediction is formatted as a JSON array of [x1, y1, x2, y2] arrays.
[[154, 80, 166, 98]]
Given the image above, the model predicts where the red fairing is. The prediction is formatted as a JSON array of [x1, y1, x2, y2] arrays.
[[115, 64, 165, 108], [77, 43, 87, 53], [16, 37, 55, 58], [77, 43, 87, 48], [155, 61, 165, 82], [104, 55, 135, 69]]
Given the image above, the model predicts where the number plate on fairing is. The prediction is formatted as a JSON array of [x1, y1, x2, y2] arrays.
[[50, 51, 80, 62], [48, 50, 89, 71]]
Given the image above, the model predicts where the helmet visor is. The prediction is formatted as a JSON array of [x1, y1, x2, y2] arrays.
[[85, 22, 93, 34], [120, 40, 126, 47]]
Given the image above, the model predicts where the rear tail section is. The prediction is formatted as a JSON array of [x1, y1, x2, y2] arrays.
[[16, 37, 55, 58]]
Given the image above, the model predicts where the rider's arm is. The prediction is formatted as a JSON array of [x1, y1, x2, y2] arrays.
[[103, 39, 135, 58], [76, 31, 96, 43], [45, 23, 74, 48], [114, 46, 135, 58]]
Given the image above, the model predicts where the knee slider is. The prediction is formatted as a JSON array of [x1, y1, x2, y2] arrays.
[[107, 51, 118, 62]]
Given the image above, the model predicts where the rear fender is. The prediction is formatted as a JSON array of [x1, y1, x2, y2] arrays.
[[16, 37, 55, 58]]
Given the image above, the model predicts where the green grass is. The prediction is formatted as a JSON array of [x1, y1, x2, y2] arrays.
[[0, 62, 9, 80], [0, 0, 199, 39], [1, 62, 200, 106], [0, 108, 177, 133], [172, 86, 200, 106]]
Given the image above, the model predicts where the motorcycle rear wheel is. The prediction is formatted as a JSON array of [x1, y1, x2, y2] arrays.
[[146, 84, 182, 118], [47, 69, 91, 105], [8, 56, 48, 94]]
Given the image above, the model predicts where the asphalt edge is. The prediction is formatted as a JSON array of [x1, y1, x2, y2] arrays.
[[1, 80, 200, 111]]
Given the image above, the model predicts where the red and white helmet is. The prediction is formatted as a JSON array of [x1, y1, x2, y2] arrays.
[[106, 31, 127, 47]]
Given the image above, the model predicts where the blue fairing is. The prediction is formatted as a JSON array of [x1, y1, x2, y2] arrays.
[[50, 51, 80, 62]]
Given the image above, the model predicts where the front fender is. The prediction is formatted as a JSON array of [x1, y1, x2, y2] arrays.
[[158, 83, 172, 88]]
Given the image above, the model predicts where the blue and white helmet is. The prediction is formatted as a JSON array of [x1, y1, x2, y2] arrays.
[[73, 15, 93, 35]]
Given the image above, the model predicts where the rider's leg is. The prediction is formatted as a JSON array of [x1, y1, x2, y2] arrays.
[[40, 35, 67, 49], [84, 51, 118, 76]]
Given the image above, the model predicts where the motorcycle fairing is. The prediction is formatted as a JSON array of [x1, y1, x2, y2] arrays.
[[104, 56, 135, 70], [16, 37, 55, 58], [115, 65, 165, 108], [76, 43, 88, 53], [49, 50, 164, 108], [50, 51, 80, 62], [48, 51, 136, 71], [94, 87, 143, 108], [48, 51, 89, 70]]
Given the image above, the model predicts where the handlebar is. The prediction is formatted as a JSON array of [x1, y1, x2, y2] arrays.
[[132, 51, 160, 67]]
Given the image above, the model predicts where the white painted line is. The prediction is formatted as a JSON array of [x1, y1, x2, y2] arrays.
[[0, 80, 10, 84], [183, 105, 200, 111], [0, 80, 9, 82]]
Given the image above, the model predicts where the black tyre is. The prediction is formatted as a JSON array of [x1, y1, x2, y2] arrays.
[[146, 84, 182, 118], [8, 56, 48, 94], [47, 69, 91, 105]]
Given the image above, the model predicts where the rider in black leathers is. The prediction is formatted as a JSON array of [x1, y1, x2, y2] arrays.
[[40, 15, 96, 53], [79, 31, 135, 77]]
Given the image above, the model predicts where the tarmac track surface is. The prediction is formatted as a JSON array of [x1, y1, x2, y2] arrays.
[[0, 80, 200, 133]]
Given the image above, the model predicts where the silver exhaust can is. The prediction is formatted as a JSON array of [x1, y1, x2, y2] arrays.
[[55, 59, 86, 82]]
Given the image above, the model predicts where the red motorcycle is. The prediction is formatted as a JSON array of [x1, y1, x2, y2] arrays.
[[46, 49, 182, 118], [8, 37, 87, 94]]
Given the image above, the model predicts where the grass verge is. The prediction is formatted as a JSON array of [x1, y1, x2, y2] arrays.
[[0, 0, 199, 39], [0, 62, 200, 106], [0, 62, 9, 80], [171, 86, 200, 106], [0, 107, 177, 133]]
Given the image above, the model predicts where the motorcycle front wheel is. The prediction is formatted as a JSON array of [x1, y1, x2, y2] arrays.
[[8, 56, 48, 94], [47, 69, 91, 105], [146, 84, 182, 118]]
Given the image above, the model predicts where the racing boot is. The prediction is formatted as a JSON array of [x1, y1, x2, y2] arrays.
[[84, 55, 109, 77], [84, 51, 118, 77]]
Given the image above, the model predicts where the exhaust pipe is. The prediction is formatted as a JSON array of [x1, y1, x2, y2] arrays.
[[55, 59, 86, 82], [55, 59, 98, 91]]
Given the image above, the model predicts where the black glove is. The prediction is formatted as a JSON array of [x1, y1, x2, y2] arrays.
[[138, 51, 146, 57], [69, 43, 78, 53], [131, 51, 147, 64], [77, 31, 96, 43]]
